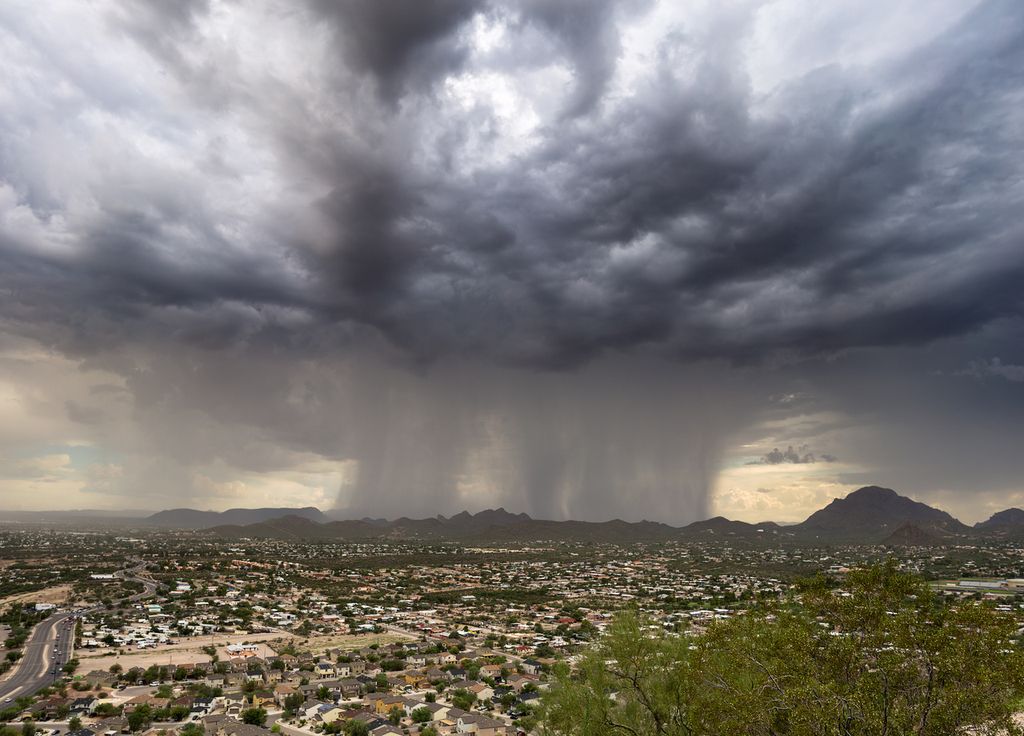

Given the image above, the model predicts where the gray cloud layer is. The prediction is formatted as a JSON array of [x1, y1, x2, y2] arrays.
[[1, 0, 1023, 519]]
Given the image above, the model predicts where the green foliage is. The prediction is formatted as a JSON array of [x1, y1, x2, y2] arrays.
[[543, 563, 1024, 736], [68, 716, 82, 732], [179, 723, 204, 736], [387, 706, 403, 725], [126, 704, 152, 733], [451, 688, 476, 712], [241, 707, 267, 726], [410, 706, 432, 722], [342, 721, 369, 736]]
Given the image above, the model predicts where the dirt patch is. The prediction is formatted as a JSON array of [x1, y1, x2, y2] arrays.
[[76, 631, 292, 672], [0, 584, 72, 608]]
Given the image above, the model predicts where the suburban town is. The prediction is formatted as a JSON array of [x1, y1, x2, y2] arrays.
[[5, 513, 1024, 736]]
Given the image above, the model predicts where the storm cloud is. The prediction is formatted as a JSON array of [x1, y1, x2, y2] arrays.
[[0, 0, 1023, 521]]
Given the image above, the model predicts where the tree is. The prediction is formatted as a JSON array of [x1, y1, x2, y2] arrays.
[[127, 705, 153, 734], [543, 562, 1024, 736], [410, 706, 433, 722], [451, 689, 476, 712], [283, 691, 304, 716], [241, 707, 267, 726], [68, 717, 82, 732], [387, 706, 403, 725], [342, 721, 369, 736], [179, 724, 204, 736], [420, 728, 439, 736], [21, 719, 35, 736]]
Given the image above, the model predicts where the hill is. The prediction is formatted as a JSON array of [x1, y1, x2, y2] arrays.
[[973, 508, 1024, 538], [146, 506, 328, 529], [793, 486, 969, 543], [163, 486, 982, 545], [882, 522, 944, 546]]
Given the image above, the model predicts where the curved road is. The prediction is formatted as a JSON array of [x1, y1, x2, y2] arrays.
[[0, 561, 157, 709]]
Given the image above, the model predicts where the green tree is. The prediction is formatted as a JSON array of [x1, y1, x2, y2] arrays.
[[67, 717, 82, 732], [387, 706, 403, 725], [342, 721, 369, 736], [21, 719, 35, 736], [410, 706, 432, 723], [543, 563, 1024, 736], [451, 688, 476, 712], [241, 707, 267, 726], [179, 724, 204, 736], [127, 705, 153, 733]]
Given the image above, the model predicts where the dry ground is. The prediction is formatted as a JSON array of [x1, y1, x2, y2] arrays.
[[0, 584, 72, 609], [75, 631, 291, 672]]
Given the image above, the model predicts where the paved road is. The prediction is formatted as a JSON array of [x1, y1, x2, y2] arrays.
[[0, 611, 75, 707], [0, 561, 157, 709]]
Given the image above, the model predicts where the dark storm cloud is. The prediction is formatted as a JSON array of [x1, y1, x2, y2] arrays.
[[1, 0, 1024, 518], [309, 0, 486, 103], [4, 0, 1022, 368], [748, 445, 836, 465]]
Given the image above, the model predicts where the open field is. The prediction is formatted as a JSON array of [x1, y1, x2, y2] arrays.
[[76, 631, 292, 671], [0, 584, 72, 609]]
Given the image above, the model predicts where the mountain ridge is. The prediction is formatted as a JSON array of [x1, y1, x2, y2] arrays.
[[9, 487, 1020, 545]]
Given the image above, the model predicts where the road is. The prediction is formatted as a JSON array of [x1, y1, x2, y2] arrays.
[[0, 560, 157, 709], [0, 611, 75, 707]]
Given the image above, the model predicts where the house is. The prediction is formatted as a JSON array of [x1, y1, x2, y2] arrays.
[[31, 696, 70, 720], [413, 702, 451, 722], [370, 694, 406, 716], [273, 684, 298, 707], [314, 661, 336, 679], [251, 691, 275, 709], [338, 679, 362, 699], [204, 717, 273, 736], [455, 712, 513, 735], [205, 674, 229, 689], [311, 704, 343, 724], [70, 696, 98, 714], [191, 697, 216, 716], [479, 664, 502, 679], [520, 660, 542, 676], [466, 683, 494, 702], [122, 696, 170, 714], [300, 700, 332, 720]]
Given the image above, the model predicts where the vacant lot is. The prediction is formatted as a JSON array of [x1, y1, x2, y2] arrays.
[[0, 584, 72, 609], [76, 631, 291, 672]]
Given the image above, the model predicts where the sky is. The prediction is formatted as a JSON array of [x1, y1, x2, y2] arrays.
[[0, 0, 1022, 524]]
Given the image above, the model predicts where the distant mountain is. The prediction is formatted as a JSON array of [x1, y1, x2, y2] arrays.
[[0, 509, 150, 524], [680, 517, 786, 538], [794, 486, 969, 542], [210, 507, 678, 543], [147, 506, 328, 529], [975, 508, 1024, 530], [973, 508, 1024, 538], [177, 486, 985, 545]]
